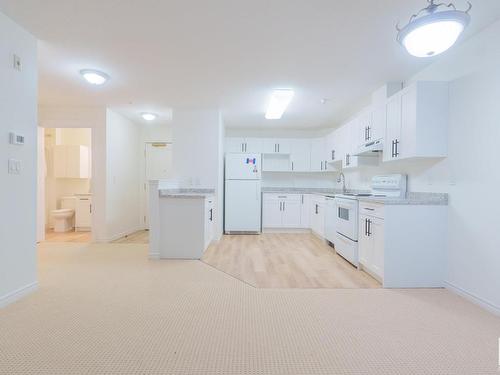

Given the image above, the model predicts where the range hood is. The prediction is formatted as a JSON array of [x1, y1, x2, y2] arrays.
[[354, 139, 383, 156]]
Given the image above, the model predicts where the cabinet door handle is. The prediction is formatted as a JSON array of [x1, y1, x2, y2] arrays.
[[324, 161, 327, 171], [278, 143, 280, 153], [395, 139, 400, 157], [90, 204, 92, 214], [315, 204, 318, 214], [391, 140, 395, 158], [365, 218, 368, 236], [368, 219, 372, 236], [291, 161, 294, 171], [209, 208, 213, 221], [283, 201, 285, 211], [331, 150, 335, 161], [301, 195, 304, 204]]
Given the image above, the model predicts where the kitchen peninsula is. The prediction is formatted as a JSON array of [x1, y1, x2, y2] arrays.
[[148, 180, 215, 259]]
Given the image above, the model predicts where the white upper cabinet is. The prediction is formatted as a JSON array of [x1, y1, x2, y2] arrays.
[[343, 118, 379, 170], [225, 137, 245, 153], [356, 108, 372, 147], [289, 139, 311, 172], [53, 145, 90, 179], [310, 138, 328, 172], [383, 81, 449, 162], [371, 103, 386, 143], [225, 137, 262, 153], [261, 138, 290, 154]]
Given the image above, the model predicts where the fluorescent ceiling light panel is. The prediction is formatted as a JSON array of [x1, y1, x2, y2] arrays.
[[80, 69, 110, 85], [141, 112, 158, 121], [265, 89, 294, 120]]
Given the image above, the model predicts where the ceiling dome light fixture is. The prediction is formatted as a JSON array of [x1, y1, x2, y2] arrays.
[[141, 112, 158, 121], [80, 69, 110, 85], [397, 0, 472, 58]]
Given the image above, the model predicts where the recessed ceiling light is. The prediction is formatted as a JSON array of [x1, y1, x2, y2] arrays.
[[265, 89, 295, 120], [397, 0, 471, 58], [141, 112, 158, 121], [80, 69, 110, 85]]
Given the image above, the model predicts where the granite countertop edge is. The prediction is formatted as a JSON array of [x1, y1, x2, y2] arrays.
[[159, 188, 215, 198]]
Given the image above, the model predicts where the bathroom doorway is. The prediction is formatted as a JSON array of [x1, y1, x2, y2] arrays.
[[38, 127, 93, 243]]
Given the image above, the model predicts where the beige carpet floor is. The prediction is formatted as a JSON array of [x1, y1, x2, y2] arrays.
[[0, 242, 499, 374]]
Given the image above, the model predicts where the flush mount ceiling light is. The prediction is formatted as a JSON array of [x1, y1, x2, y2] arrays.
[[265, 89, 295, 120], [80, 69, 110, 85], [141, 112, 158, 121], [397, 0, 472, 58]]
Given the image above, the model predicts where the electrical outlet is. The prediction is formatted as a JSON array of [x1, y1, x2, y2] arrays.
[[13, 54, 22, 71]]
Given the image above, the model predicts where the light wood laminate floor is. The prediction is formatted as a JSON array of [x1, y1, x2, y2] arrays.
[[43, 229, 92, 243], [202, 233, 380, 289]]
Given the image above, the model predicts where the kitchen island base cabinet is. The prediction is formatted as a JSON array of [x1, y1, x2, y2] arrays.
[[358, 201, 446, 288], [148, 181, 215, 260]]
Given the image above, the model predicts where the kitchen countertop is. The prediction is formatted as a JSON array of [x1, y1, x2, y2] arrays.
[[358, 192, 448, 206], [261, 187, 369, 197], [159, 188, 215, 199], [261, 187, 448, 205]]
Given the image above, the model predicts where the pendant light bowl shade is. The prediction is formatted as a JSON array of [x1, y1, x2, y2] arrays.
[[397, 2, 472, 58]]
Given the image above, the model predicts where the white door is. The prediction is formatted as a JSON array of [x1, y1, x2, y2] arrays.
[[358, 215, 372, 267], [225, 138, 245, 153], [76, 198, 92, 229], [289, 139, 311, 172], [371, 217, 385, 279], [371, 103, 387, 142], [224, 180, 261, 232], [310, 138, 325, 172], [281, 200, 301, 227], [384, 94, 402, 161], [324, 198, 337, 243], [244, 138, 262, 153], [262, 199, 282, 228], [143, 142, 173, 227], [299, 194, 310, 228]]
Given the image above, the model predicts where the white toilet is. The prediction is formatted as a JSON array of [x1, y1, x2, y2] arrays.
[[52, 196, 77, 233]]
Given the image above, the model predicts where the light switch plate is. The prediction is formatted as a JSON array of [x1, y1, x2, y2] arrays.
[[8, 159, 21, 175]]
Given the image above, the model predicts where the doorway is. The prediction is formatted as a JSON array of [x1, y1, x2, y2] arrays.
[[38, 127, 93, 243], [140, 141, 173, 228]]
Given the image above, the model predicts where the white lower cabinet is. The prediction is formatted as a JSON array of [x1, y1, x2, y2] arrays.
[[299, 194, 310, 228], [359, 213, 384, 281], [204, 197, 215, 250], [262, 194, 301, 228], [310, 195, 325, 237], [75, 196, 92, 231], [358, 201, 447, 288]]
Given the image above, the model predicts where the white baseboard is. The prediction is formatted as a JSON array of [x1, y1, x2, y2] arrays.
[[95, 226, 144, 243], [0, 282, 38, 309], [262, 228, 311, 234], [444, 280, 500, 316], [149, 252, 160, 260]]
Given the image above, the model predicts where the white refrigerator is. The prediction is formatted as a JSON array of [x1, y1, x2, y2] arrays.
[[224, 153, 262, 233]]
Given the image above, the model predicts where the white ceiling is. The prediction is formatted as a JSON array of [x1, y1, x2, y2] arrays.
[[1, 0, 500, 128]]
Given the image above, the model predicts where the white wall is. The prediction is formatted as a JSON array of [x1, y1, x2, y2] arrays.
[[39, 106, 108, 241], [0, 12, 38, 307], [172, 109, 224, 239], [105, 110, 142, 240]]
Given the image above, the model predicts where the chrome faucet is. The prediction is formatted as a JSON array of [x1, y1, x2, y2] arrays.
[[337, 172, 346, 194]]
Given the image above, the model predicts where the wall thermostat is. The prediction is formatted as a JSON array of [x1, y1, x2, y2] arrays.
[[9, 132, 25, 145]]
